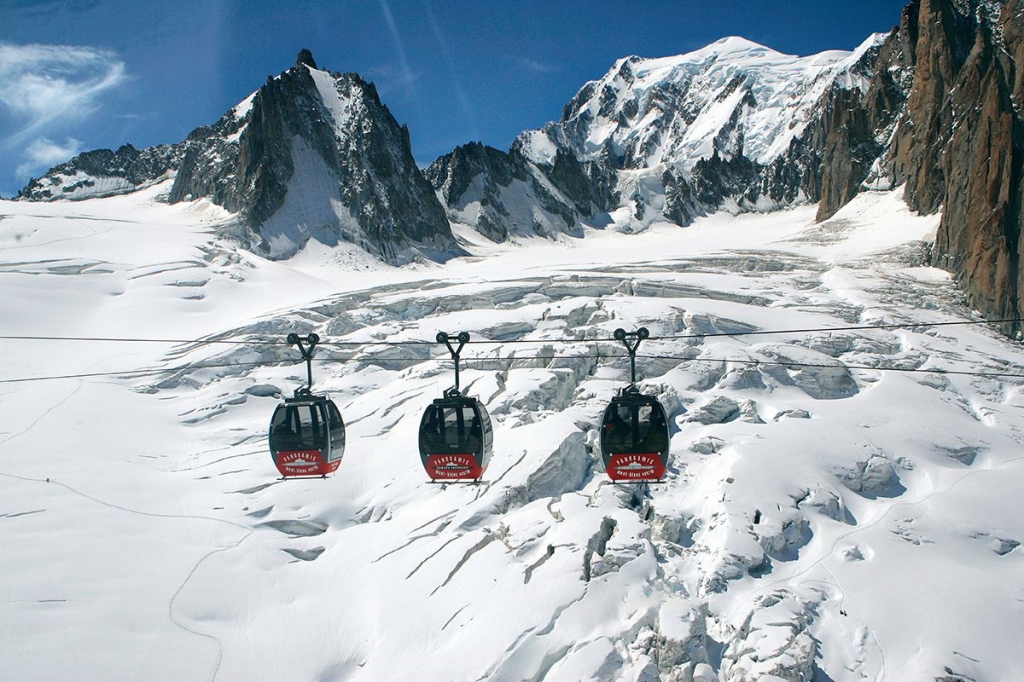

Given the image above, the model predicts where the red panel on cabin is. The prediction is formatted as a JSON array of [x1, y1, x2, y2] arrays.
[[275, 450, 340, 477], [606, 453, 665, 481], [425, 453, 484, 480]]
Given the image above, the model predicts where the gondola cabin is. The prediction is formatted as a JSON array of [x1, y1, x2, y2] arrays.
[[601, 390, 669, 481], [419, 395, 493, 481], [269, 390, 345, 477]]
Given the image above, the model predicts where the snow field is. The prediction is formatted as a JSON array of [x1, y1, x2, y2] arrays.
[[1, 185, 1023, 681]]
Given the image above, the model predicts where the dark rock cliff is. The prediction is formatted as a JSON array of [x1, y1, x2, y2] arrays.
[[168, 53, 455, 262], [817, 0, 1023, 335], [928, 0, 1023, 335]]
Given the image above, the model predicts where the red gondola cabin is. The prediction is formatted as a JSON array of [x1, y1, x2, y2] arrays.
[[418, 394, 493, 481], [269, 390, 345, 477], [601, 389, 669, 481]]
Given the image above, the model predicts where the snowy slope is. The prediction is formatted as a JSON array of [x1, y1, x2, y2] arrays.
[[2, 186, 1023, 682]]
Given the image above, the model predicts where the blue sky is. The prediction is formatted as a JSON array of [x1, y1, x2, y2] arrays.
[[0, 0, 910, 198]]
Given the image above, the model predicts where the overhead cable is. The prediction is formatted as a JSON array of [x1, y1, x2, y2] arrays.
[[0, 316, 1018, 349], [3, 352, 1022, 385]]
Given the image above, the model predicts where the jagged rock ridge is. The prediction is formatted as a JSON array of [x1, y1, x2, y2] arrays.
[[813, 0, 1024, 336], [19, 51, 458, 265], [16, 143, 183, 200]]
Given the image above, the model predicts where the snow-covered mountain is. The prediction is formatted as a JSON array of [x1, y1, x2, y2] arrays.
[[18, 50, 458, 265], [426, 36, 886, 240], [15, 36, 892, 244], [3, 183, 1023, 681], [553, 36, 877, 171], [429, 0, 1024, 337]]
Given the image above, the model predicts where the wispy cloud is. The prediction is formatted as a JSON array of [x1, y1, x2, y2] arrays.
[[0, 42, 126, 147], [364, 63, 422, 101], [512, 56, 562, 74], [6, 0, 101, 19], [377, 0, 419, 100], [422, 0, 477, 137], [15, 136, 83, 178]]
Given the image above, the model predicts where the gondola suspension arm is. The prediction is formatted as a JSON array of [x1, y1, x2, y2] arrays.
[[287, 332, 320, 392], [614, 327, 649, 387], [437, 331, 470, 397]]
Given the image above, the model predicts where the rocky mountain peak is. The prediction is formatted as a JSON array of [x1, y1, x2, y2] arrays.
[[296, 48, 317, 69], [19, 51, 458, 265], [171, 54, 457, 262]]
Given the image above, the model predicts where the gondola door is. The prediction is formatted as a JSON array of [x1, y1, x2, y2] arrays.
[[325, 399, 345, 464]]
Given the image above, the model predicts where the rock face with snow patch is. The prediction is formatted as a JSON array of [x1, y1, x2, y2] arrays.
[[425, 139, 615, 240], [16, 143, 182, 200], [923, 0, 1024, 336], [811, 0, 1024, 336]]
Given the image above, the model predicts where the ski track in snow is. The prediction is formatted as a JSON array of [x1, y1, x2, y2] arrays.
[[2, 185, 1024, 681], [0, 468, 253, 682]]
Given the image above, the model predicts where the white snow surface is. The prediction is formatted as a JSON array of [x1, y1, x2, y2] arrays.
[[307, 65, 356, 132], [2, 185, 1023, 682]]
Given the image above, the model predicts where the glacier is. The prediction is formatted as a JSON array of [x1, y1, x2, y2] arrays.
[[1, 183, 1023, 681]]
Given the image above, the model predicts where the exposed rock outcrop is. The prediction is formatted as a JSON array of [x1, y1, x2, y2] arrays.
[[814, 0, 1024, 335]]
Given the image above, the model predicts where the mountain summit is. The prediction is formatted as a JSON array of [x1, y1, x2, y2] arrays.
[[19, 50, 458, 265], [423, 35, 882, 244], [168, 50, 457, 263]]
